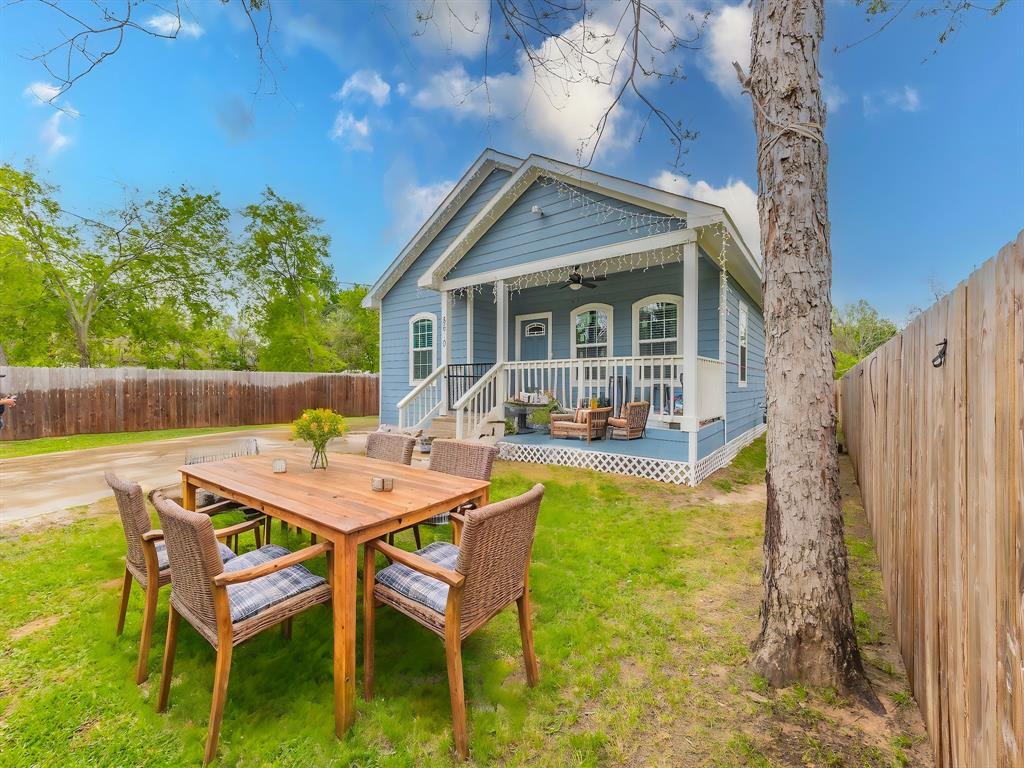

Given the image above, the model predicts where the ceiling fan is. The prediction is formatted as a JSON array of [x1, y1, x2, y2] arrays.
[[559, 267, 607, 291]]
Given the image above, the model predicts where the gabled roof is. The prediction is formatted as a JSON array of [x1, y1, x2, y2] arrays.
[[415, 153, 760, 297], [361, 148, 522, 309]]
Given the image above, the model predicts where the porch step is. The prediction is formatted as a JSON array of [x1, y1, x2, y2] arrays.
[[424, 415, 457, 439]]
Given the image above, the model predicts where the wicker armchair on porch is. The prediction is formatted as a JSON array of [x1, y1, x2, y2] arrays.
[[607, 401, 651, 440], [151, 493, 332, 766], [105, 472, 261, 684], [550, 406, 613, 444], [363, 483, 545, 761]]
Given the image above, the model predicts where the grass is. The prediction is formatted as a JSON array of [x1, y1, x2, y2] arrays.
[[0, 417, 379, 460], [0, 437, 932, 767]]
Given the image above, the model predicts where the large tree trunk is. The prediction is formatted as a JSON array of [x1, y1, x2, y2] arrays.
[[744, 0, 877, 702]]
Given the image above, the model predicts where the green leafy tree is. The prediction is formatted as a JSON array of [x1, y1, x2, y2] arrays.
[[0, 165, 236, 367], [325, 284, 379, 372], [832, 300, 898, 377], [238, 188, 339, 372]]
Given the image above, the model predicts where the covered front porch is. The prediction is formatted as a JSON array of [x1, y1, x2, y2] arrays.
[[400, 228, 732, 453]]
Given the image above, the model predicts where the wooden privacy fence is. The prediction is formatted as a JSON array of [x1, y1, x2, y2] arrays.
[[839, 232, 1022, 768], [0, 367, 379, 441]]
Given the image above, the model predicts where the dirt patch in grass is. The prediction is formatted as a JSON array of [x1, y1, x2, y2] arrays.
[[9, 615, 61, 641]]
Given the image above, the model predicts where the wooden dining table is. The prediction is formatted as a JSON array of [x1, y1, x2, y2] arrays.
[[178, 448, 490, 738]]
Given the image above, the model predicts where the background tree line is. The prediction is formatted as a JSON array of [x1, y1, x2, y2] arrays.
[[0, 164, 378, 372]]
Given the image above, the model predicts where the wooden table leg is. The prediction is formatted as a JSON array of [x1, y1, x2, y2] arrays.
[[331, 535, 358, 737], [181, 476, 197, 512]]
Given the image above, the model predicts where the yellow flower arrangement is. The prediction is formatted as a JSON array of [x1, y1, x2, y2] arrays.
[[292, 408, 348, 469]]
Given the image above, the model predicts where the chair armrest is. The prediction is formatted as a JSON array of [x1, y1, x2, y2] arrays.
[[367, 539, 465, 587], [549, 412, 575, 423], [214, 517, 264, 540], [198, 499, 240, 516], [212, 542, 332, 586], [141, 529, 164, 542]]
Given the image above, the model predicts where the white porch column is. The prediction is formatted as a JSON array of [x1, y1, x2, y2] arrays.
[[495, 280, 507, 403], [682, 241, 699, 434], [466, 289, 474, 364], [440, 289, 451, 414]]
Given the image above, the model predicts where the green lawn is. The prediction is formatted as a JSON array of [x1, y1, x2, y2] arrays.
[[0, 417, 379, 460], [0, 438, 932, 767]]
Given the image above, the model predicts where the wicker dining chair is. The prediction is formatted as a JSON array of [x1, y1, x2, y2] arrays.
[[363, 483, 545, 760], [151, 493, 332, 766], [150, 439, 268, 550], [607, 401, 651, 440], [364, 431, 417, 544], [105, 472, 260, 684]]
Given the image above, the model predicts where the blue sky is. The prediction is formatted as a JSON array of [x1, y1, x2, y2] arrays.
[[1, 0, 1021, 323]]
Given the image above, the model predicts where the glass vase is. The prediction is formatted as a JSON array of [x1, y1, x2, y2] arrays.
[[310, 445, 329, 470]]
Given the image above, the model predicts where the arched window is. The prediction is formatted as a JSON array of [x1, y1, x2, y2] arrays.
[[409, 312, 436, 383], [524, 322, 546, 337], [570, 303, 613, 359], [632, 295, 682, 356]]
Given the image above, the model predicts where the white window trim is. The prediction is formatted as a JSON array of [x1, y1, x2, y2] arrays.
[[630, 294, 683, 356], [569, 303, 614, 359], [514, 311, 553, 360], [738, 302, 749, 388], [409, 311, 437, 385]]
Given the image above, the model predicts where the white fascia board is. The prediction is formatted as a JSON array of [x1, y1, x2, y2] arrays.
[[417, 153, 734, 290], [362, 148, 522, 308], [439, 229, 696, 291]]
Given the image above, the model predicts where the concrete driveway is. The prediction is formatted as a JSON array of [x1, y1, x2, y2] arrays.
[[0, 428, 375, 528]]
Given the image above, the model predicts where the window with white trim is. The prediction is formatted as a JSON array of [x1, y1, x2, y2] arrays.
[[572, 305, 611, 358], [738, 303, 749, 387], [635, 297, 680, 356], [525, 322, 546, 337], [409, 313, 436, 383]]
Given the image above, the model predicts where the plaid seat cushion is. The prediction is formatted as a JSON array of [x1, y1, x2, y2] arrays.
[[375, 541, 459, 615], [156, 540, 235, 572], [223, 545, 326, 623], [423, 502, 476, 526]]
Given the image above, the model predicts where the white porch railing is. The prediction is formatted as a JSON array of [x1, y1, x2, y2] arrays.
[[453, 362, 503, 439], [396, 365, 446, 429], [415, 354, 728, 438], [696, 356, 726, 423]]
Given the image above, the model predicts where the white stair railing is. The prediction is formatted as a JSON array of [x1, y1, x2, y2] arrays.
[[453, 362, 504, 439], [396, 365, 446, 430]]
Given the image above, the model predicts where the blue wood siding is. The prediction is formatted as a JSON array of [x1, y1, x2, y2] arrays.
[[697, 419, 725, 459], [450, 292, 467, 363], [724, 277, 766, 441], [698, 251, 721, 358], [472, 287, 497, 364], [446, 179, 687, 281], [379, 169, 512, 424]]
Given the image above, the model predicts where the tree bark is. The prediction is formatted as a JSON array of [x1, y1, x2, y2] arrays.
[[744, 0, 878, 704]]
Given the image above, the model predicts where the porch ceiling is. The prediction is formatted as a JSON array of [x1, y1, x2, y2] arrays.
[[440, 229, 696, 293]]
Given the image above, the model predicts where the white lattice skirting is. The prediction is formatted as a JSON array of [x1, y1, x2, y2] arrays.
[[498, 423, 766, 487]]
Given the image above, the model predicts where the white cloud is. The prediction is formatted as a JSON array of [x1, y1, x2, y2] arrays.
[[40, 111, 72, 155], [410, 0, 490, 58], [146, 13, 204, 38], [337, 70, 391, 106], [863, 85, 922, 116], [23, 81, 61, 104], [411, 4, 639, 161], [650, 171, 761, 261], [329, 111, 371, 150], [823, 80, 848, 114], [399, 179, 457, 239], [701, 3, 752, 99]]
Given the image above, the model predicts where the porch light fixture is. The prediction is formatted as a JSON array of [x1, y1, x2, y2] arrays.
[[531, 204, 544, 216]]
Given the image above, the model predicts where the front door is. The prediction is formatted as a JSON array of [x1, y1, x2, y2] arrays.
[[518, 316, 549, 361]]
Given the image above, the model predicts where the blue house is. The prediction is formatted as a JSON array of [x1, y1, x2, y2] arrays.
[[362, 150, 765, 485]]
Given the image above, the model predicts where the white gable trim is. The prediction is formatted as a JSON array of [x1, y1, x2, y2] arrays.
[[416, 153, 754, 291], [361, 149, 522, 309]]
